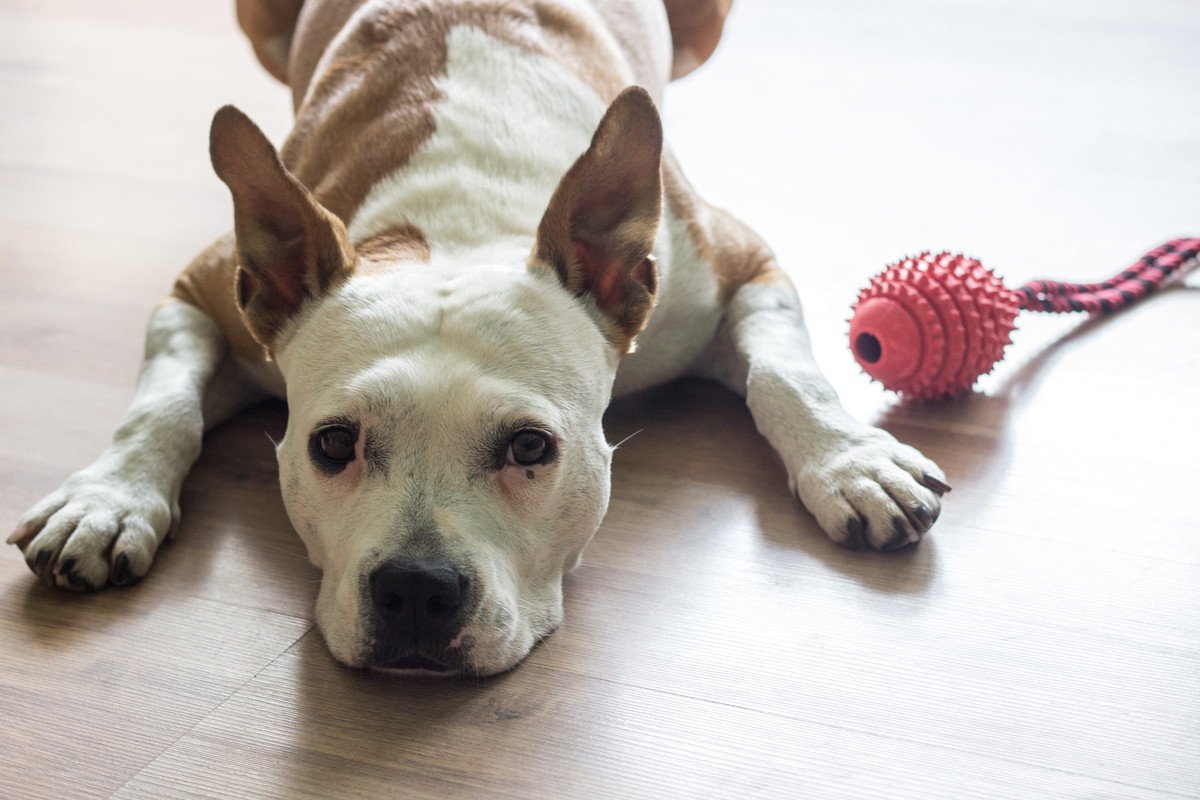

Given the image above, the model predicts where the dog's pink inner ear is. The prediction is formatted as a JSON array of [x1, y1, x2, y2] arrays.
[[532, 86, 664, 353], [209, 105, 355, 350], [572, 242, 658, 316]]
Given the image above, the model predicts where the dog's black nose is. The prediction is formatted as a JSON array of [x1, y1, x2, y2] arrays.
[[369, 557, 466, 640]]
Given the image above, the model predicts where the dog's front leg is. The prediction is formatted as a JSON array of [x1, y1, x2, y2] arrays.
[[8, 300, 249, 588], [702, 269, 950, 550]]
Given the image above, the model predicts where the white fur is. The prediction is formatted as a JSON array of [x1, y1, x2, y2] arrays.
[[697, 280, 946, 550], [275, 263, 615, 673], [348, 26, 607, 253], [612, 206, 722, 396], [347, 23, 717, 393], [9, 302, 260, 588]]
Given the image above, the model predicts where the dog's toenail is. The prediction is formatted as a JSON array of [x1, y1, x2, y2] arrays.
[[922, 473, 952, 495], [31, 549, 51, 574], [882, 517, 911, 551], [58, 557, 76, 575], [112, 552, 132, 585], [913, 504, 932, 528], [842, 516, 867, 550], [66, 571, 87, 588]]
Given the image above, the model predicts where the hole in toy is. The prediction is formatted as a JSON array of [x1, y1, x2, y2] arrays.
[[854, 332, 882, 364]]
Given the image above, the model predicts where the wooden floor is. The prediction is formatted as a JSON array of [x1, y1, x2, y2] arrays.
[[2, 0, 1198, 797]]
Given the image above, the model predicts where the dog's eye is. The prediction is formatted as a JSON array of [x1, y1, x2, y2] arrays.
[[318, 427, 356, 462], [507, 429, 553, 466], [310, 425, 357, 473]]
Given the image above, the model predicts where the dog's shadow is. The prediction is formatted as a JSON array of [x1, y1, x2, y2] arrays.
[[278, 629, 556, 795], [617, 280, 1186, 591], [7, 400, 314, 644], [602, 380, 942, 596], [9, 336, 1063, 642]]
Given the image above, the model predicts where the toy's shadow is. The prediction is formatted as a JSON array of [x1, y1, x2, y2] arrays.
[[868, 287, 1166, 488]]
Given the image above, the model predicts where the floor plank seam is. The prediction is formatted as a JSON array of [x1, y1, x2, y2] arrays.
[[577, 560, 1200, 660], [538, 666, 1197, 798], [182, 595, 317, 626], [103, 623, 316, 799]]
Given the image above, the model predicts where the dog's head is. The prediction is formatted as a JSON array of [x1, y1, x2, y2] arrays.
[[209, 88, 662, 675]]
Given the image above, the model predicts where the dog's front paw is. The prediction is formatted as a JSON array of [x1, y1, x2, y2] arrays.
[[792, 431, 949, 551], [7, 464, 176, 590]]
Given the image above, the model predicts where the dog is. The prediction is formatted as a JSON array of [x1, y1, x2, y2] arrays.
[[7, 0, 949, 675]]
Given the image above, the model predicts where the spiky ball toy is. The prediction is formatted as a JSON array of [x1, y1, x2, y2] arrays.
[[849, 238, 1200, 399]]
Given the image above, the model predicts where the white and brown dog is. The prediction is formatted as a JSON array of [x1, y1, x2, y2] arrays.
[[8, 0, 948, 675]]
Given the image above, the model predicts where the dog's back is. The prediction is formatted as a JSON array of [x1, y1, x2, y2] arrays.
[[238, 0, 728, 92], [246, 0, 731, 224], [178, 0, 734, 370]]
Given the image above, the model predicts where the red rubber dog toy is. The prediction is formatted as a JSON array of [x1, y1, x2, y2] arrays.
[[849, 238, 1200, 399]]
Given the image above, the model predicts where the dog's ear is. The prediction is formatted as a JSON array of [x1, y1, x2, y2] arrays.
[[209, 105, 356, 352], [530, 86, 663, 353]]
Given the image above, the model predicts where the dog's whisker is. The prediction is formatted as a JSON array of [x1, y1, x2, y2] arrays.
[[250, 540, 311, 561], [611, 428, 644, 450]]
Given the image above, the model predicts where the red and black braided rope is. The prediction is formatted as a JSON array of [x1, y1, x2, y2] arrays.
[[1017, 237, 1200, 315]]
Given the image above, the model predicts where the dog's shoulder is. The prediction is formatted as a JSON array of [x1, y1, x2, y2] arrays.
[[169, 233, 268, 365], [662, 152, 777, 304]]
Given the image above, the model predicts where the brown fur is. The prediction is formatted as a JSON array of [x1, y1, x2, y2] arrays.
[[170, 234, 265, 363], [357, 224, 432, 273], [176, 1, 760, 368], [662, 151, 776, 302], [287, 0, 367, 101], [209, 106, 358, 354], [663, 0, 731, 79], [531, 87, 663, 352], [283, 2, 633, 223], [237, 0, 307, 82]]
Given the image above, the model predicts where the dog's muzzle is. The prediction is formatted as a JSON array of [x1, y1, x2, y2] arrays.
[[367, 556, 472, 672]]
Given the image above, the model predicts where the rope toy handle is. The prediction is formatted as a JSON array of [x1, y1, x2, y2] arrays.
[[849, 238, 1200, 399], [1019, 237, 1200, 315]]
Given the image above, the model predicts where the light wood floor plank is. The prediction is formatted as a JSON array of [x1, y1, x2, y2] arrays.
[[113, 632, 1190, 800], [2, 0, 1198, 797], [0, 583, 308, 799]]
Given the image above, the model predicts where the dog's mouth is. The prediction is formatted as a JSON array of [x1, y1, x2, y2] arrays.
[[375, 653, 456, 673]]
